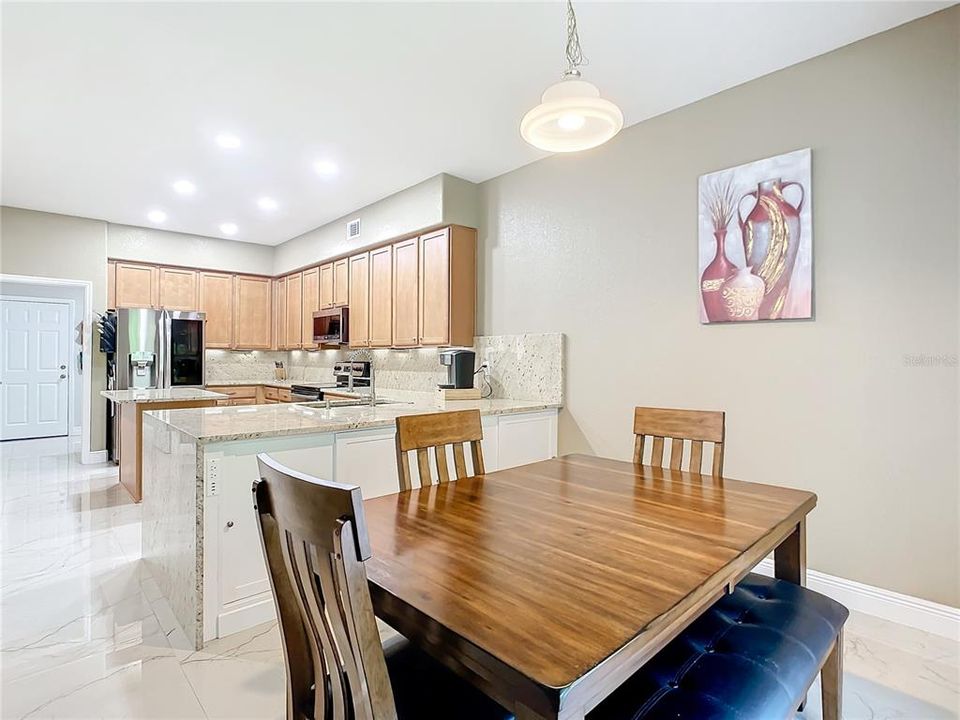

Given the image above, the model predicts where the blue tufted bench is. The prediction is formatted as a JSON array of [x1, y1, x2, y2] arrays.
[[589, 572, 849, 720], [387, 573, 847, 720]]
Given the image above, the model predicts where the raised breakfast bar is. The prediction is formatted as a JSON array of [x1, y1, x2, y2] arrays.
[[140, 395, 560, 649], [101, 387, 227, 501]]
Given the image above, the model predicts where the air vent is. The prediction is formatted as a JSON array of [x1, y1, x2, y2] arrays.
[[347, 218, 361, 240]]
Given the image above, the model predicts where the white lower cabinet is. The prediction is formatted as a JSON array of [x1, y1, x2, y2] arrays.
[[205, 437, 336, 639], [497, 411, 559, 470], [203, 409, 557, 642], [335, 428, 401, 499]]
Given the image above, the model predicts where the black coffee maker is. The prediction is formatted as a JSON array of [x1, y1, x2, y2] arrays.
[[439, 349, 476, 389]]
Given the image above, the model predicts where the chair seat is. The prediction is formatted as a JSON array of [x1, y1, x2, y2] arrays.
[[590, 573, 849, 720], [384, 634, 515, 720]]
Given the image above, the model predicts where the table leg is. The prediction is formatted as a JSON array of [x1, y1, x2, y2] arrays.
[[776, 518, 808, 710], [774, 518, 806, 586]]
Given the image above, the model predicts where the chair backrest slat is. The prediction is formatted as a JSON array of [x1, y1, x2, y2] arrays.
[[669, 438, 684, 470], [452, 443, 468, 479], [435, 446, 451, 483], [416, 447, 432, 487], [633, 434, 645, 464], [254, 454, 398, 720], [471, 440, 485, 476], [689, 440, 703, 472], [651, 436, 665, 466], [633, 407, 726, 476], [395, 410, 485, 489], [712, 442, 725, 477]]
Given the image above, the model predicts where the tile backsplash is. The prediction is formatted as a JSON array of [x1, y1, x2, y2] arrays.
[[205, 333, 563, 404], [204, 350, 288, 384]]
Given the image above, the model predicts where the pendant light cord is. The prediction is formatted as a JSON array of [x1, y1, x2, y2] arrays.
[[565, 0, 588, 77]]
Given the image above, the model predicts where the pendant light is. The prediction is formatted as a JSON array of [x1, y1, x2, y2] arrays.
[[520, 0, 623, 153]]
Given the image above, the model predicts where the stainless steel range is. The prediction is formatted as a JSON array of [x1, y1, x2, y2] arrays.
[[289, 361, 373, 402]]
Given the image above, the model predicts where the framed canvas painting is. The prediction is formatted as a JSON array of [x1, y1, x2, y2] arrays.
[[698, 148, 812, 322]]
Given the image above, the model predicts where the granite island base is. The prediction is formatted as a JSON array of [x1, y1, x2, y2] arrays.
[[141, 398, 559, 649]]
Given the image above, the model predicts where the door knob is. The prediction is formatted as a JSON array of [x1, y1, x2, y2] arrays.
[[60, 364, 67, 370], [59, 374, 67, 380]]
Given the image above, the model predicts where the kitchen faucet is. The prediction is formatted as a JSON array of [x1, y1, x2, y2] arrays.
[[347, 349, 376, 406]]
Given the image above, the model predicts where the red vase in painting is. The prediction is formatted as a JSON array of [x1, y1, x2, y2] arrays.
[[738, 178, 804, 319], [700, 228, 736, 322]]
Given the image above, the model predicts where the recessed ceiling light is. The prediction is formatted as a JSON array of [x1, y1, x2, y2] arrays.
[[219, 222, 238, 236], [215, 133, 242, 150], [147, 209, 167, 224], [314, 159, 339, 178], [257, 196, 278, 211], [172, 179, 196, 195]]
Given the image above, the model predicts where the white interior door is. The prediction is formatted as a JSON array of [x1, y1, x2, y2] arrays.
[[1, 300, 71, 441]]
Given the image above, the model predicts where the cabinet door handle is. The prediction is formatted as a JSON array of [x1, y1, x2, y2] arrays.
[[226, 521, 234, 529]]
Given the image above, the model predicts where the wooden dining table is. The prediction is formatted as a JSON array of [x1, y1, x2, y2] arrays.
[[363, 453, 816, 720]]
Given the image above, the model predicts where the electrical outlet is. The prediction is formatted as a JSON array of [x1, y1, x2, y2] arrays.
[[482, 349, 497, 384], [207, 457, 221, 497]]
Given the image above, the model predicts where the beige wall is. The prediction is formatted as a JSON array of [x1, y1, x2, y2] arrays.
[[0, 206, 109, 451], [108, 224, 273, 275], [272, 174, 446, 275], [477, 9, 960, 606]]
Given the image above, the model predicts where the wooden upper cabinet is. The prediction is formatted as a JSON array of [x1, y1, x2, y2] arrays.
[[302, 267, 319, 350], [319, 263, 335, 310], [274, 277, 286, 350], [199, 272, 234, 349], [369, 245, 393, 348], [158, 267, 198, 311], [333, 258, 349, 307], [285, 273, 303, 349], [107, 261, 117, 309], [348, 253, 369, 347], [115, 262, 159, 309], [419, 230, 451, 345], [105, 223, 476, 350], [392, 238, 419, 347], [419, 226, 476, 347], [233, 275, 273, 350]]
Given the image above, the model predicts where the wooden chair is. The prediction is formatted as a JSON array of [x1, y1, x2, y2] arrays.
[[253, 454, 511, 720], [632, 406, 725, 476], [394, 409, 484, 491], [254, 454, 392, 719]]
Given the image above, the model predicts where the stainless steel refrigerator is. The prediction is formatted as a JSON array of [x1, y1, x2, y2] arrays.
[[107, 308, 205, 460]]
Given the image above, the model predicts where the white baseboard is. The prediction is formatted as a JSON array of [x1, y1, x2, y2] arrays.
[[217, 594, 276, 639], [82, 449, 108, 465], [754, 558, 959, 640]]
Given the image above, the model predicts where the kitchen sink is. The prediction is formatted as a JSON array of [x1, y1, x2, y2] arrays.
[[297, 398, 410, 409]]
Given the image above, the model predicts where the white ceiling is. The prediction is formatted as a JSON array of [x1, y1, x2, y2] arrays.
[[2, 1, 949, 245]]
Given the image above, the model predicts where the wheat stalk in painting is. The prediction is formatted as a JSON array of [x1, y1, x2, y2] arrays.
[[703, 175, 737, 232]]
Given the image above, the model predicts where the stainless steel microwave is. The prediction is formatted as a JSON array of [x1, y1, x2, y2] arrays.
[[313, 307, 349, 345]]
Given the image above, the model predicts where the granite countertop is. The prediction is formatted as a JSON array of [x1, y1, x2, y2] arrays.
[[144, 396, 559, 444], [100, 388, 228, 404]]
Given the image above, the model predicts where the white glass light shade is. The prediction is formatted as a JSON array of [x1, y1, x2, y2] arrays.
[[520, 77, 623, 152]]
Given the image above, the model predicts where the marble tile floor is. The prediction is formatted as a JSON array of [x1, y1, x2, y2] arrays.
[[1, 437, 957, 719]]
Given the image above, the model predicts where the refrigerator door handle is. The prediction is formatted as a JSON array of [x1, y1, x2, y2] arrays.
[[158, 310, 169, 388]]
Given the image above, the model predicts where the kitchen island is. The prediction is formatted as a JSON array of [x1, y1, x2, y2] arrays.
[[101, 387, 227, 501], [140, 394, 560, 649]]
